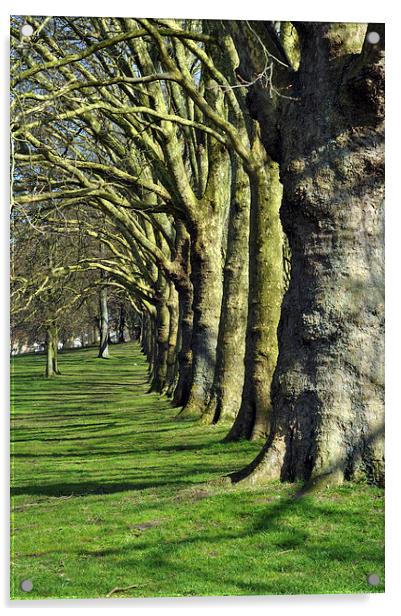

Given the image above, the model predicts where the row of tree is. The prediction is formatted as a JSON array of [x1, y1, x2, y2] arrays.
[[11, 17, 384, 486]]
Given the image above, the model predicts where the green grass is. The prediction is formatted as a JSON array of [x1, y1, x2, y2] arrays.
[[10, 342, 384, 599]]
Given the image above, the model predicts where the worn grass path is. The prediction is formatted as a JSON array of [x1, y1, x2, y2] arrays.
[[10, 342, 384, 599]]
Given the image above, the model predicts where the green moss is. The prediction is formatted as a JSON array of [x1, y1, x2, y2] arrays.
[[10, 343, 384, 599]]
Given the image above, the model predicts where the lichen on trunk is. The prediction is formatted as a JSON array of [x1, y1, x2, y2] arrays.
[[232, 23, 385, 486], [202, 154, 250, 425], [178, 218, 225, 417], [225, 151, 284, 441], [178, 138, 230, 418]]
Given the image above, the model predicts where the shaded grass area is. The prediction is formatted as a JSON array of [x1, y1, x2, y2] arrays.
[[10, 343, 384, 599]]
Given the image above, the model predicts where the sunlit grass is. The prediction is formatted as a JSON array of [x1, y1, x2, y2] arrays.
[[10, 342, 384, 599]]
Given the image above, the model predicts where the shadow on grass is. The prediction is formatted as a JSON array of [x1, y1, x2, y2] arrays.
[[16, 487, 381, 595], [11, 342, 384, 594], [10, 472, 218, 497]]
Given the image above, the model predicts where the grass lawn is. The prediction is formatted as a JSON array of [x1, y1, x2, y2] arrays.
[[10, 342, 384, 599]]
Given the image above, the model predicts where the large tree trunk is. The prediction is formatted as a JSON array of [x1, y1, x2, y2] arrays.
[[176, 102, 230, 418], [98, 285, 109, 359], [225, 151, 284, 441], [202, 155, 250, 425], [233, 23, 385, 486]]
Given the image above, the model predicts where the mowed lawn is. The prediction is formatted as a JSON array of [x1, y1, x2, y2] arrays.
[[10, 343, 384, 599]]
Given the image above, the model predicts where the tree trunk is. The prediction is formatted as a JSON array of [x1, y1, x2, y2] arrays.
[[202, 155, 250, 425], [140, 310, 151, 359], [165, 282, 180, 396], [118, 303, 126, 343], [225, 152, 284, 441], [233, 23, 385, 486], [169, 220, 194, 408], [177, 218, 225, 417], [98, 285, 109, 359], [172, 280, 194, 407], [45, 325, 61, 377], [149, 280, 170, 393], [176, 114, 230, 418], [141, 304, 157, 383]]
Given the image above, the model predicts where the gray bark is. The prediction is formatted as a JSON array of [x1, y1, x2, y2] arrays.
[[98, 285, 109, 359], [202, 154, 250, 425], [232, 23, 385, 486]]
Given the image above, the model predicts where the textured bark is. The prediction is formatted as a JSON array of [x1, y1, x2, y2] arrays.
[[140, 312, 148, 357], [178, 217, 225, 417], [45, 325, 61, 377], [225, 153, 284, 441], [202, 155, 250, 425], [149, 274, 171, 393], [168, 221, 194, 408], [141, 305, 157, 383], [150, 300, 170, 392], [172, 280, 194, 407], [98, 285, 110, 358], [165, 282, 180, 396], [178, 140, 230, 417], [233, 23, 385, 486]]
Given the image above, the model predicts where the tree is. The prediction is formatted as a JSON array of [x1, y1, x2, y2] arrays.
[[229, 21, 385, 485], [10, 16, 385, 487]]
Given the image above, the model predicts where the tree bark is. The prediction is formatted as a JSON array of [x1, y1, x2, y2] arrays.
[[165, 282, 179, 396], [233, 23, 385, 486], [141, 304, 157, 382], [172, 279, 194, 407], [118, 303, 126, 343], [149, 277, 170, 393], [177, 217, 225, 417], [45, 325, 61, 377], [177, 139, 230, 418], [225, 152, 284, 441], [169, 221, 194, 408], [98, 285, 110, 359], [202, 155, 250, 425]]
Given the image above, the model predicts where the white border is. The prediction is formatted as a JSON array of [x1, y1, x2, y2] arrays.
[[2, 1, 401, 614]]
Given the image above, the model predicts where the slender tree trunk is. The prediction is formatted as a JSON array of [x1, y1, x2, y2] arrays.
[[140, 311, 150, 358], [165, 282, 179, 396], [118, 303, 126, 343], [233, 24, 385, 486], [176, 116, 230, 417], [45, 325, 61, 377], [98, 285, 109, 359], [149, 280, 170, 393], [141, 304, 157, 383], [172, 280, 194, 407], [202, 155, 250, 425], [169, 221, 194, 408], [177, 218, 225, 417], [45, 336, 55, 377], [225, 152, 284, 441]]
